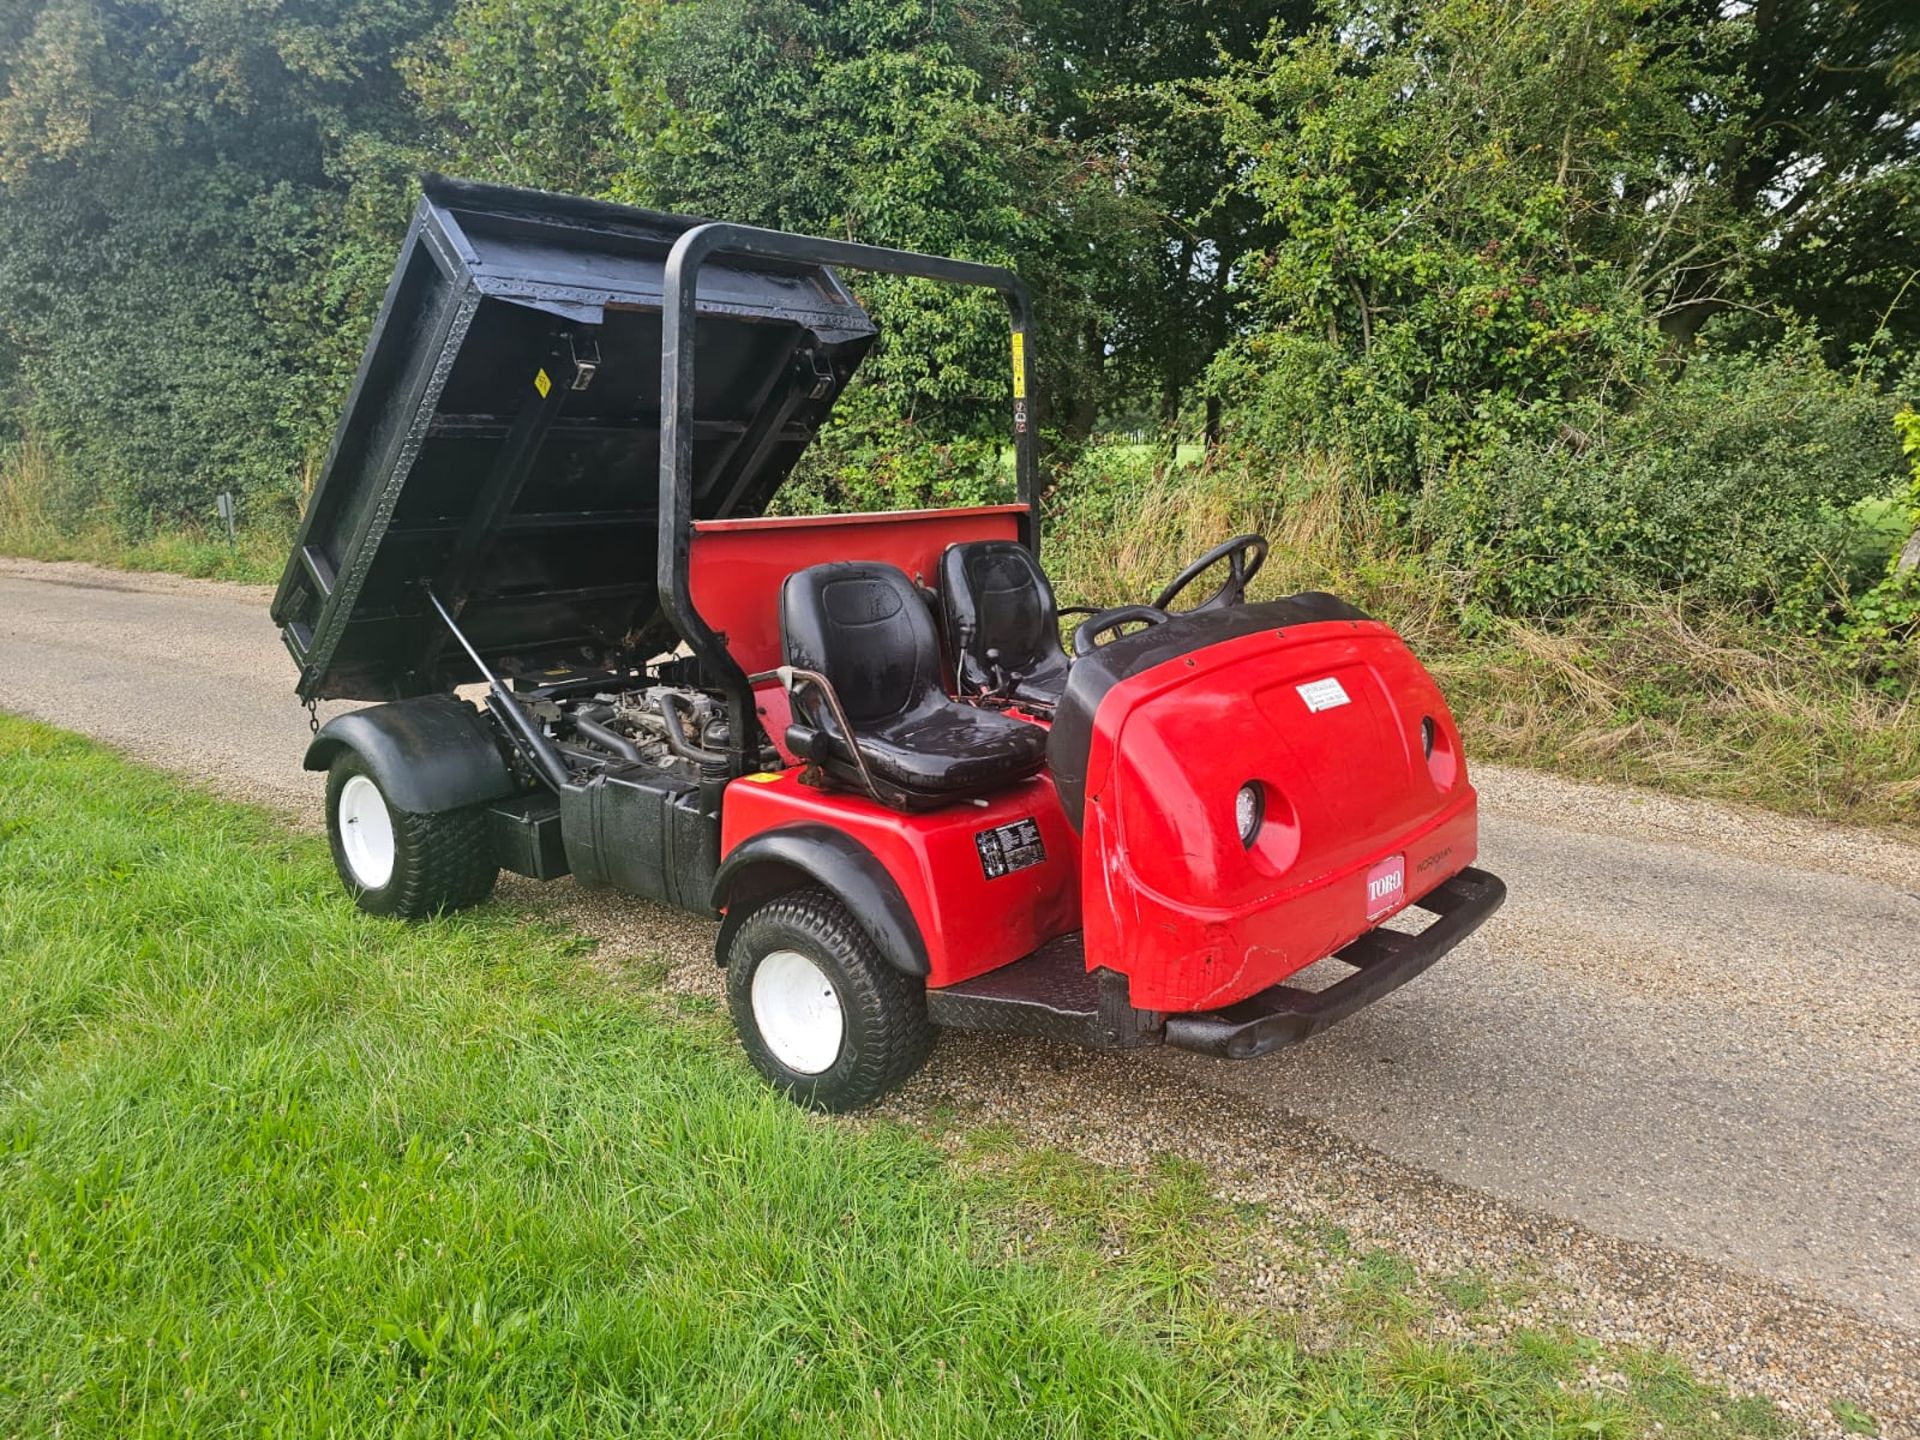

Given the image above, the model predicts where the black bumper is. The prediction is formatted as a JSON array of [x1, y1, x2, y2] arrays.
[[1162, 867, 1507, 1060]]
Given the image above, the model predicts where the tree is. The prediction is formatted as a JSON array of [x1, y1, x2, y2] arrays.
[[1022, 0, 1315, 438], [1196, 0, 1747, 483], [1675, 0, 1920, 357], [420, 0, 1153, 460], [0, 0, 450, 526]]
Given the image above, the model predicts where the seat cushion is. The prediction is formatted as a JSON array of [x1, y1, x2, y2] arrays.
[[781, 560, 1052, 807], [939, 540, 1071, 706]]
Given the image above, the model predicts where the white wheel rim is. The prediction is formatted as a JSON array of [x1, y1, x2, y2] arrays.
[[337, 774, 396, 890], [750, 949, 845, 1075]]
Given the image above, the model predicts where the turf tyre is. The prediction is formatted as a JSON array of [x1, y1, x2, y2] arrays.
[[726, 887, 933, 1112], [325, 752, 497, 919]]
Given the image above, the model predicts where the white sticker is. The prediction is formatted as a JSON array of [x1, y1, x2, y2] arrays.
[[1296, 677, 1350, 713]]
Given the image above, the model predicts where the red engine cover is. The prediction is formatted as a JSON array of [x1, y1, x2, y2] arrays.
[[1077, 619, 1478, 1012]]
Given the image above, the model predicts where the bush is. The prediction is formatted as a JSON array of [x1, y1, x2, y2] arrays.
[[774, 387, 1012, 515], [1417, 330, 1906, 622], [1197, 0, 1713, 492], [1039, 438, 1433, 621], [1839, 408, 1920, 683]]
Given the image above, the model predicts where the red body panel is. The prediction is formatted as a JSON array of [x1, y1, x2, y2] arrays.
[[690, 505, 1025, 676], [1076, 619, 1478, 1011], [721, 767, 1081, 988]]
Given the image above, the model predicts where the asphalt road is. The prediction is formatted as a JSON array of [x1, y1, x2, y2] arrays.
[[5, 555, 1918, 1332]]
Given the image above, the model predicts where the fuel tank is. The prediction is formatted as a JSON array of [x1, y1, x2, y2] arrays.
[[1048, 595, 1479, 1013]]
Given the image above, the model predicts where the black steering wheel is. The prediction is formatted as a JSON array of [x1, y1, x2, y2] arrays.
[[1151, 533, 1269, 613], [1071, 605, 1169, 658]]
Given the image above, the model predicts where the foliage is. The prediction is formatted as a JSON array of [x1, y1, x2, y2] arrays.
[[1839, 409, 1920, 682], [1196, 0, 1740, 488], [774, 387, 1013, 516], [1417, 328, 1905, 621], [0, 712, 1788, 1435], [1017, 0, 1314, 433], [1040, 451, 1920, 827], [419, 0, 1151, 468], [1700, 0, 1920, 362], [0, 0, 1916, 710], [0, 0, 449, 531]]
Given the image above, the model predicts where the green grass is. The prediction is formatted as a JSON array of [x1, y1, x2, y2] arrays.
[[0, 437, 290, 584], [0, 518, 289, 585], [0, 715, 1786, 1436]]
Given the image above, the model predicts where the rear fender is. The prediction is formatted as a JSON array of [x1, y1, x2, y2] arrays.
[[304, 696, 515, 815], [710, 824, 929, 977]]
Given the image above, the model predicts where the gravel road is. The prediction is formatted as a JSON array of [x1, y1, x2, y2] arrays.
[[4, 554, 1917, 1432]]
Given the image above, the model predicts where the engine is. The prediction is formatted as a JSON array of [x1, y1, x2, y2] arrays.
[[538, 685, 738, 776]]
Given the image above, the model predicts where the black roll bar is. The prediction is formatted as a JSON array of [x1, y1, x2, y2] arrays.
[[658, 222, 1040, 778]]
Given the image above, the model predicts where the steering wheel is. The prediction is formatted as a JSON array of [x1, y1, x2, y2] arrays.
[[1071, 605, 1170, 658], [1151, 533, 1269, 613]]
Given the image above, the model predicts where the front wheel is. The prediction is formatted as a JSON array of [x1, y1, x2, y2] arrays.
[[325, 753, 497, 919], [725, 888, 933, 1112]]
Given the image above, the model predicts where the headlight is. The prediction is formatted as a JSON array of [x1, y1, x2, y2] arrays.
[[1235, 782, 1264, 848]]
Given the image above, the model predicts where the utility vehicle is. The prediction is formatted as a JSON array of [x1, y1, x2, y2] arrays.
[[273, 179, 1506, 1110]]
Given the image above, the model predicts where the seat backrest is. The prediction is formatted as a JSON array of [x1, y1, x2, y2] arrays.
[[781, 561, 944, 723], [938, 540, 1065, 696]]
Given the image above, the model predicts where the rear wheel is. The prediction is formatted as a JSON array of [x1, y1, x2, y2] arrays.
[[725, 887, 933, 1112], [325, 752, 497, 919]]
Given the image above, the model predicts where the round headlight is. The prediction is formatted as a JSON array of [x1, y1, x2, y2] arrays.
[[1235, 782, 1264, 848], [1421, 716, 1437, 759]]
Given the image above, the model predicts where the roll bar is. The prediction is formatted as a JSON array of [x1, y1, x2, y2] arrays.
[[658, 222, 1040, 777]]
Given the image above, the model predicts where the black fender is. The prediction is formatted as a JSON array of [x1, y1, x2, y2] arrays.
[[303, 695, 515, 815], [709, 824, 929, 977]]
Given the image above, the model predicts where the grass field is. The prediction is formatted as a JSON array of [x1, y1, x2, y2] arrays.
[[0, 438, 290, 585], [0, 715, 1789, 1437]]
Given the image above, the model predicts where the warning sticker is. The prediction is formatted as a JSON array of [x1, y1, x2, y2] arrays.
[[1296, 676, 1351, 713], [533, 367, 552, 398], [1010, 331, 1027, 400], [975, 816, 1045, 879]]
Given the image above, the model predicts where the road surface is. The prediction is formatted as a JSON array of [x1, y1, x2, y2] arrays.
[[4, 554, 1917, 1338]]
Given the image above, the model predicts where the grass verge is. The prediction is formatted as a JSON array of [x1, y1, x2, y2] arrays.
[[0, 438, 289, 585], [0, 714, 1782, 1436]]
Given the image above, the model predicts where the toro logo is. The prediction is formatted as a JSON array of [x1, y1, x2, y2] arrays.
[[1365, 854, 1406, 920]]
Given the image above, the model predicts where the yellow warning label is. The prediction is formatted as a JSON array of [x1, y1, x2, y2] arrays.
[[741, 771, 784, 784], [1010, 332, 1026, 399], [533, 367, 552, 398]]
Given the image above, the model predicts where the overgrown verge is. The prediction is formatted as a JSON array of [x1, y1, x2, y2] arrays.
[[0, 437, 290, 585], [0, 713, 1780, 1436], [1044, 448, 1920, 831]]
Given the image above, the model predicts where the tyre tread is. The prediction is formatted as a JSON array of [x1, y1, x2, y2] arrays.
[[388, 805, 498, 919], [727, 886, 933, 1111], [326, 753, 497, 920]]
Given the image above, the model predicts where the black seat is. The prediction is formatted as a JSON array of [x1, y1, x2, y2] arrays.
[[938, 540, 1071, 707], [781, 561, 1048, 809]]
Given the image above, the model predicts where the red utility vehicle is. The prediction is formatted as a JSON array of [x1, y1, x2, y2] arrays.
[[273, 180, 1505, 1109]]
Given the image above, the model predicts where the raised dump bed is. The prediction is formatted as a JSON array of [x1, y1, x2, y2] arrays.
[[271, 176, 876, 702]]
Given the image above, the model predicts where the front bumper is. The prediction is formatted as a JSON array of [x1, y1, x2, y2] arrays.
[[1162, 867, 1506, 1060]]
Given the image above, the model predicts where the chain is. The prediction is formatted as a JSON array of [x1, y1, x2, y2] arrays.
[[304, 696, 319, 735]]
